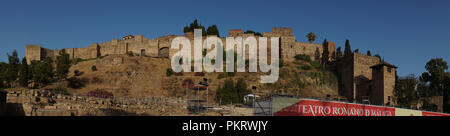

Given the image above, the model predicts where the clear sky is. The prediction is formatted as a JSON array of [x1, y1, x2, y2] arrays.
[[0, 0, 449, 77]]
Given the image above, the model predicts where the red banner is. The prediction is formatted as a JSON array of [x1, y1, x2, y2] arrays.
[[422, 111, 450, 116], [274, 99, 450, 116]]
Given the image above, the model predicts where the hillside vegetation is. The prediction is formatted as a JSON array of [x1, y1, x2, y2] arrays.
[[41, 54, 338, 102]]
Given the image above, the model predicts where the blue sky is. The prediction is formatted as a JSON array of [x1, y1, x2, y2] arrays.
[[0, 0, 449, 77]]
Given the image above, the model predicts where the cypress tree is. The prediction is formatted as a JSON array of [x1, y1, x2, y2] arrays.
[[18, 57, 30, 87], [7, 50, 19, 87], [56, 49, 71, 80], [336, 46, 343, 58], [321, 39, 329, 68], [183, 19, 206, 35], [206, 25, 220, 37], [344, 39, 352, 57]]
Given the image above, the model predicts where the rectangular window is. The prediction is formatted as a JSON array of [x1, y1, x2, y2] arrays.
[[387, 67, 392, 73]]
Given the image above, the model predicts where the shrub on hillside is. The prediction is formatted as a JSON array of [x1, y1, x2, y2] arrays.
[[295, 54, 311, 62], [215, 78, 252, 105], [74, 70, 81, 76], [300, 65, 312, 70], [166, 68, 174, 76], [49, 87, 70, 95], [310, 61, 321, 69], [91, 66, 97, 71], [67, 77, 89, 89]]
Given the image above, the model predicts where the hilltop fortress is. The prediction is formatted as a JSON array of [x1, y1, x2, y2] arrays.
[[25, 28, 336, 64], [24, 27, 397, 106]]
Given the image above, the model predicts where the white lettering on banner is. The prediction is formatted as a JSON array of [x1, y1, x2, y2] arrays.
[[289, 103, 394, 116]]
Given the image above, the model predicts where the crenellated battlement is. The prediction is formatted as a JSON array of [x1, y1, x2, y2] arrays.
[[25, 27, 337, 64]]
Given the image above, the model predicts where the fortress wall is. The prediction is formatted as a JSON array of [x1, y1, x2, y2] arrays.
[[148, 40, 160, 57], [336, 55, 355, 99], [328, 42, 337, 58], [262, 32, 281, 37], [127, 39, 159, 57], [280, 36, 297, 60], [53, 49, 71, 60], [354, 53, 380, 101], [164, 37, 174, 58], [99, 40, 127, 56], [229, 29, 243, 37], [65, 48, 75, 60], [336, 53, 391, 102], [272, 28, 293, 36], [41, 48, 56, 61], [24, 28, 335, 66], [73, 45, 97, 59], [294, 42, 323, 61], [353, 53, 380, 81], [25, 45, 42, 64]]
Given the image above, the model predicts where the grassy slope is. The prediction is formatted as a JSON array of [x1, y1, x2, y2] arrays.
[[44, 55, 339, 101]]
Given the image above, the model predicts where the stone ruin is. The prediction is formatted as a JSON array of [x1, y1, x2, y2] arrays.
[[3, 90, 187, 116]]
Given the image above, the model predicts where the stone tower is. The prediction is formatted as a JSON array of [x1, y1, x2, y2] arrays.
[[336, 53, 397, 106], [370, 62, 397, 106]]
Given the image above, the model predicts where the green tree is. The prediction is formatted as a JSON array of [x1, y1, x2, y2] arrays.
[[166, 68, 174, 76], [56, 49, 71, 80], [445, 73, 450, 112], [31, 57, 54, 87], [235, 78, 252, 103], [0, 62, 8, 88], [336, 46, 343, 58], [183, 19, 206, 35], [206, 25, 220, 37], [18, 57, 30, 87], [419, 58, 448, 96], [216, 79, 236, 105], [306, 32, 317, 43], [344, 39, 352, 57], [314, 47, 320, 62], [419, 59, 448, 111], [395, 74, 419, 108], [216, 78, 252, 105], [321, 39, 329, 68], [244, 30, 262, 36], [419, 58, 449, 112], [6, 50, 19, 87]]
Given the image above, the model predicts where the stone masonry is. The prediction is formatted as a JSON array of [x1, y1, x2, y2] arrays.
[[336, 53, 397, 106], [25, 27, 336, 64]]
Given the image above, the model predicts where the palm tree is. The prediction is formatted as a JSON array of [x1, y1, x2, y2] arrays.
[[306, 32, 317, 43]]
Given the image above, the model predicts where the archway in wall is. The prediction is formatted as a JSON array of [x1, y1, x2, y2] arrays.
[[159, 47, 169, 58], [141, 49, 146, 56]]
